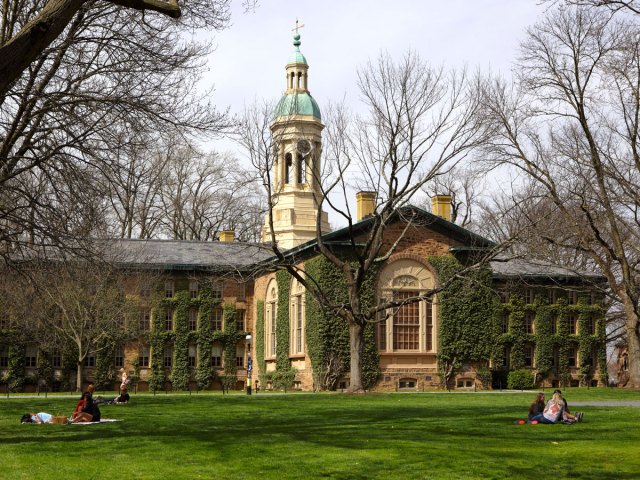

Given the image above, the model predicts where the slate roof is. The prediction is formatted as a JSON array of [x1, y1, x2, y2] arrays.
[[490, 257, 606, 283], [108, 238, 274, 272]]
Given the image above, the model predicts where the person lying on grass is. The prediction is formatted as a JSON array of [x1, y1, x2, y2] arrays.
[[21, 412, 54, 424]]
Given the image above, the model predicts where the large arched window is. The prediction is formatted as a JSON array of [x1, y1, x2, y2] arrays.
[[290, 276, 305, 355], [377, 259, 435, 353], [265, 279, 278, 358]]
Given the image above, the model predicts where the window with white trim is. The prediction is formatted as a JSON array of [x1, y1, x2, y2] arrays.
[[377, 260, 435, 353], [211, 343, 222, 368], [290, 277, 305, 355], [265, 280, 278, 357]]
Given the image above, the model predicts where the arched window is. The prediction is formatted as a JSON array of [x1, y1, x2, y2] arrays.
[[297, 71, 302, 89], [285, 153, 293, 184], [265, 280, 278, 357], [377, 259, 434, 353], [297, 153, 306, 184], [290, 276, 305, 355]]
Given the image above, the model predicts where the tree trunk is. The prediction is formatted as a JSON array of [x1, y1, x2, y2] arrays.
[[621, 295, 640, 388], [348, 322, 365, 393], [76, 361, 84, 392], [0, 0, 86, 97]]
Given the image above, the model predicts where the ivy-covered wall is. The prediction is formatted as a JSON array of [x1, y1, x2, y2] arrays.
[[304, 256, 380, 391], [498, 290, 606, 387], [429, 256, 499, 388]]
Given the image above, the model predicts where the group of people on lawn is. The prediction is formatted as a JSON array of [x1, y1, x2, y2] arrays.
[[527, 389, 584, 424], [21, 373, 130, 424]]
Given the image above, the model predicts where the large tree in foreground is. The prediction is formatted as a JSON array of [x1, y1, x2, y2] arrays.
[[1, 1, 230, 263], [480, 6, 640, 387], [241, 52, 492, 392]]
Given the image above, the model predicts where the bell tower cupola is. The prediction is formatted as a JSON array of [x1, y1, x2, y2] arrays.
[[262, 25, 330, 249]]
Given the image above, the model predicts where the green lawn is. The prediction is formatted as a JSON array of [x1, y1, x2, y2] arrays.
[[1, 389, 639, 480]]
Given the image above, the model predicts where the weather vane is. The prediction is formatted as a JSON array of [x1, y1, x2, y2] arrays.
[[292, 18, 304, 34]]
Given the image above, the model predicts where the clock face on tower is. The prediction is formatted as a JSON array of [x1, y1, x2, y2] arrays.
[[296, 139, 312, 156]]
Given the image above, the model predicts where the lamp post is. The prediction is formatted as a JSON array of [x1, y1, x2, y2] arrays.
[[246, 334, 252, 395]]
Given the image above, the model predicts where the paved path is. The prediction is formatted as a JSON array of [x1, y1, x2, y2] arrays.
[[570, 401, 640, 407]]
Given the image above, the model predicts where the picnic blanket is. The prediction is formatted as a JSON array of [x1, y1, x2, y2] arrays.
[[71, 419, 122, 425]]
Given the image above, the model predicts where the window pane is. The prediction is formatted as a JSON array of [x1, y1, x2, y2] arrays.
[[393, 291, 420, 351]]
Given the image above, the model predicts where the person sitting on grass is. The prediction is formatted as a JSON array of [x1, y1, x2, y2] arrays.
[[528, 392, 546, 422], [553, 389, 583, 423], [529, 392, 565, 424], [72, 391, 101, 423], [21, 412, 54, 424], [109, 386, 130, 404]]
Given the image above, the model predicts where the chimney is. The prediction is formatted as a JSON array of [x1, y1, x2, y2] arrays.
[[356, 191, 376, 221], [431, 194, 452, 221], [219, 230, 235, 242]]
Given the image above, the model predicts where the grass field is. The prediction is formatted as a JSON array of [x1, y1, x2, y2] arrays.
[[1, 388, 640, 480]]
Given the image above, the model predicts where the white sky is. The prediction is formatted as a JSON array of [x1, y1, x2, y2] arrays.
[[205, 0, 544, 118], [200, 0, 546, 226]]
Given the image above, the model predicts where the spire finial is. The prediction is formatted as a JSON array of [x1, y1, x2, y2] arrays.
[[292, 18, 304, 46]]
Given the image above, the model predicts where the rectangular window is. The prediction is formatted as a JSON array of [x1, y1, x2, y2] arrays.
[[211, 344, 222, 368], [236, 345, 244, 368], [84, 353, 95, 367], [52, 350, 61, 368], [587, 349, 596, 368], [524, 345, 534, 367], [211, 308, 223, 331], [189, 280, 199, 299], [237, 282, 246, 301], [425, 299, 433, 351], [502, 347, 510, 368], [25, 346, 37, 368], [525, 312, 534, 334], [139, 345, 150, 367], [377, 315, 387, 351], [499, 290, 510, 303], [164, 345, 173, 368], [568, 347, 577, 367], [114, 346, 124, 368], [188, 345, 197, 368], [589, 290, 597, 305], [548, 289, 557, 304], [567, 290, 577, 305], [270, 305, 277, 357], [236, 310, 245, 331], [393, 291, 420, 351], [188, 309, 198, 331], [0, 346, 8, 367], [296, 299, 304, 353], [502, 311, 509, 334], [165, 309, 173, 331], [165, 280, 175, 298], [139, 309, 150, 331], [212, 281, 224, 300], [550, 315, 557, 335], [585, 315, 596, 335], [568, 314, 577, 335], [551, 346, 559, 368], [524, 288, 534, 304]]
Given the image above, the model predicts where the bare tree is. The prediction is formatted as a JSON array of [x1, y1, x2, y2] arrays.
[[480, 6, 640, 386], [242, 52, 492, 392], [0, 0, 234, 97], [1, 1, 230, 261], [420, 165, 486, 227]]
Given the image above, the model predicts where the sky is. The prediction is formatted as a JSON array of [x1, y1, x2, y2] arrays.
[[205, 0, 545, 119], [200, 0, 547, 225]]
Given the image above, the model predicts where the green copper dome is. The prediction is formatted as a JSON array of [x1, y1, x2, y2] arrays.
[[274, 92, 321, 120]]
